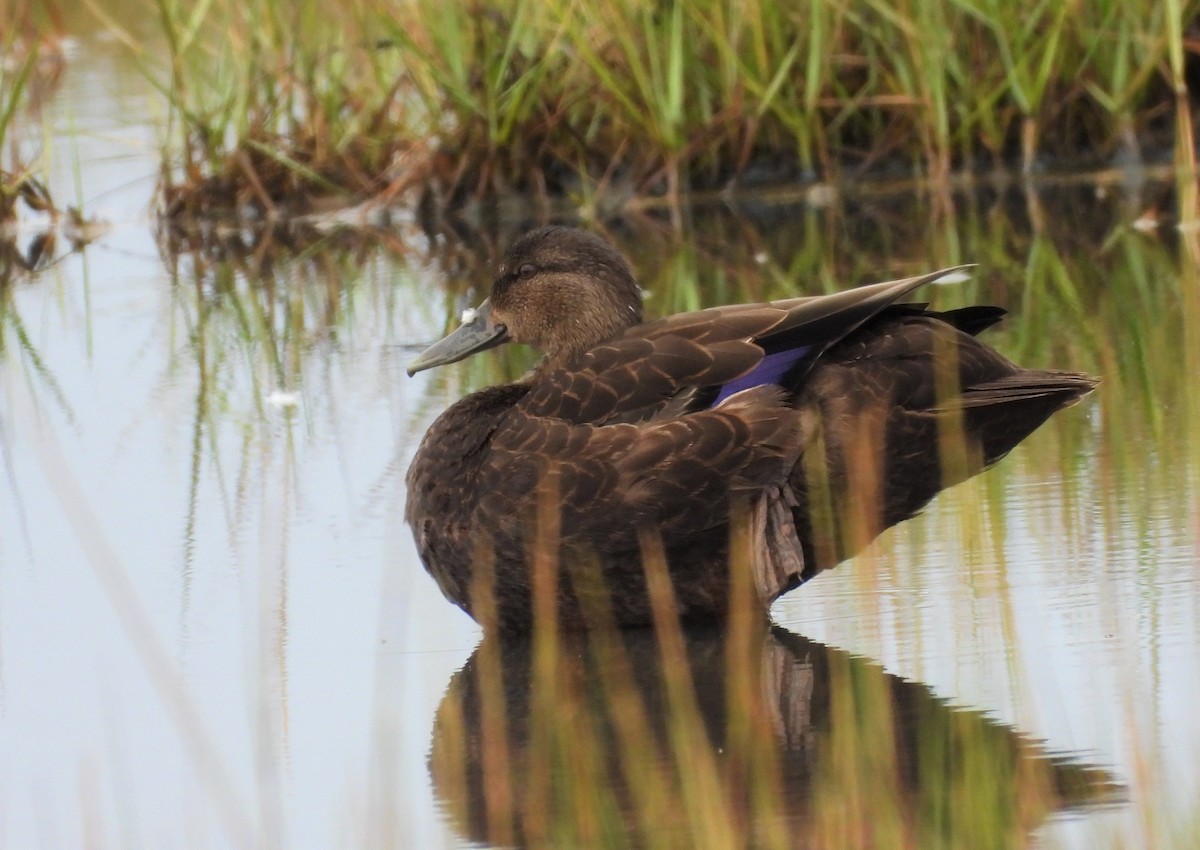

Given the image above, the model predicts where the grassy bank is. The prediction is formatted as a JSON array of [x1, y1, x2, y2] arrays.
[[135, 0, 1200, 222]]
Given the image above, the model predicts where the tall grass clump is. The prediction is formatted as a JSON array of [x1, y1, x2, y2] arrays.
[[149, 0, 411, 221], [142, 0, 1200, 223]]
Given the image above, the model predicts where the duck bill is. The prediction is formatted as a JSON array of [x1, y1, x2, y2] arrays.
[[407, 299, 509, 376]]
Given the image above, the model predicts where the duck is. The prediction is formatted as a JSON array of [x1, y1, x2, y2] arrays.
[[406, 226, 1096, 633]]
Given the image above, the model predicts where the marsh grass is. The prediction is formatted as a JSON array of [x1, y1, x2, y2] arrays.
[[127, 0, 1200, 223]]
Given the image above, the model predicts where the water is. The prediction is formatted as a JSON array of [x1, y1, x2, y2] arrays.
[[2, 21, 1198, 850]]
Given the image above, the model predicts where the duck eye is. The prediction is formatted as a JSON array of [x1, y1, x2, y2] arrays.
[[517, 263, 537, 279]]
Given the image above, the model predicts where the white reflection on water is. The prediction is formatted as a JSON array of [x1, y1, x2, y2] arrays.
[[1, 26, 1198, 850]]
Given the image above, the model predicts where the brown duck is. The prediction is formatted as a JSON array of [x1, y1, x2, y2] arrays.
[[406, 227, 1095, 632]]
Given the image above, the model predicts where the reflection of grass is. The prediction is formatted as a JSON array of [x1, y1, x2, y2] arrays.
[[430, 612, 1120, 849], [0, 285, 73, 419], [159, 223, 458, 540], [126, 0, 1199, 217]]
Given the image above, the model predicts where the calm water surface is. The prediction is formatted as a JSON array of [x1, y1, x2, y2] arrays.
[[1, 25, 1198, 850]]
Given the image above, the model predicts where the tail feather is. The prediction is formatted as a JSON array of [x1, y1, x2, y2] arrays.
[[939, 305, 1008, 336], [945, 372, 1098, 468], [937, 372, 1098, 412], [885, 304, 1008, 336]]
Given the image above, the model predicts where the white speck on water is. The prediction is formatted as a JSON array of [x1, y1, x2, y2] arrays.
[[460, 307, 477, 324], [267, 390, 300, 408], [754, 251, 769, 265]]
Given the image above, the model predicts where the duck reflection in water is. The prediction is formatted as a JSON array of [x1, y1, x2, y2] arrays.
[[428, 624, 1120, 849]]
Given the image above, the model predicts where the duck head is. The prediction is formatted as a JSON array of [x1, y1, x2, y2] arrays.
[[407, 226, 644, 376]]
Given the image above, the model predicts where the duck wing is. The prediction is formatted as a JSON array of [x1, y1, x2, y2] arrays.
[[517, 267, 973, 425], [479, 386, 806, 552]]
